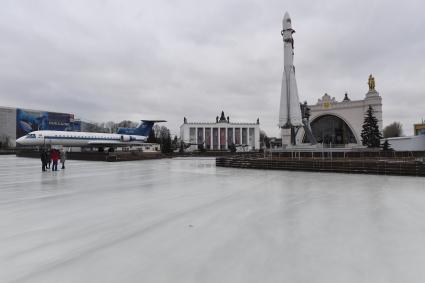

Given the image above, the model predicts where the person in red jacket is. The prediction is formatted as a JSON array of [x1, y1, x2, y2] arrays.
[[51, 149, 59, 171]]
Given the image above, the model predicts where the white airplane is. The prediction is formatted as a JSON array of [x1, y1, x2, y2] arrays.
[[16, 120, 165, 151]]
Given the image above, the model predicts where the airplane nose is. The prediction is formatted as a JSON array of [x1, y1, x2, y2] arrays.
[[16, 137, 25, 145]]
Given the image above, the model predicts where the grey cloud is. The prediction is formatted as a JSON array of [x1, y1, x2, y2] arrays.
[[0, 0, 424, 136]]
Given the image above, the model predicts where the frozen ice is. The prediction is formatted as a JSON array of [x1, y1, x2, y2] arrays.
[[1, 155, 425, 283]]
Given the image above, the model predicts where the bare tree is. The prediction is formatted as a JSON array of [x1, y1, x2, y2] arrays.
[[82, 121, 107, 133], [151, 126, 172, 153], [383, 122, 403, 138], [117, 120, 137, 128], [147, 129, 157, 143], [153, 124, 161, 140], [105, 121, 117, 133], [98, 122, 106, 130], [260, 130, 270, 149], [82, 120, 140, 133]]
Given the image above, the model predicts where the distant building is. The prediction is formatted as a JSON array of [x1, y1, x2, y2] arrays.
[[0, 106, 79, 147], [414, 122, 425, 135], [296, 77, 383, 147], [180, 111, 260, 151], [383, 135, 425, 151], [269, 137, 282, 149], [0, 107, 16, 148]]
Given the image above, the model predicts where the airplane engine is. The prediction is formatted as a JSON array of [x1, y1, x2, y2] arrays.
[[120, 135, 136, 142], [120, 135, 131, 142]]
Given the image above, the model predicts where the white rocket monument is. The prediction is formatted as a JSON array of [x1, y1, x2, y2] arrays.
[[279, 12, 303, 136]]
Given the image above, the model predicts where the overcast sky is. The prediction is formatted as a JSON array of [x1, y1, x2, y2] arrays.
[[1, 0, 424, 136]]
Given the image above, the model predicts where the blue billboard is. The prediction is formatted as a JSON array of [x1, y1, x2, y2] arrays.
[[16, 108, 80, 138]]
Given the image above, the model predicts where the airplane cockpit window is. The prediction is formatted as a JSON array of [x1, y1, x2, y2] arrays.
[[26, 134, 36, 138]]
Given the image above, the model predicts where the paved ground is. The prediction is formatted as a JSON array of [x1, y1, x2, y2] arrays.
[[1, 156, 425, 283]]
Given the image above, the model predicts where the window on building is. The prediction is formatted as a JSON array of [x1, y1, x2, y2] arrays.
[[205, 128, 211, 150], [242, 128, 247, 145], [249, 128, 255, 148], [189, 128, 196, 144], [227, 128, 233, 146], [235, 128, 241, 145], [220, 128, 226, 150], [305, 114, 357, 145], [212, 128, 218, 150], [197, 128, 204, 150]]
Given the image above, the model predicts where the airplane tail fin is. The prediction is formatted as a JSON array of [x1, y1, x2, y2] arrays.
[[117, 120, 166, 136]]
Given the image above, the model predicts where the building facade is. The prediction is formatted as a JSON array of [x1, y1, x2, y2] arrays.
[[414, 122, 425, 136], [0, 107, 17, 147], [294, 77, 383, 146], [180, 111, 260, 151], [384, 135, 425, 151], [0, 106, 79, 147]]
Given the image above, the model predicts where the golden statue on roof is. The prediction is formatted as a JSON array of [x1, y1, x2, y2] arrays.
[[368, 74, 376, 91]]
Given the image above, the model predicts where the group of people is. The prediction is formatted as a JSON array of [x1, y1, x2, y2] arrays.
[[40, 148, 66, 172]]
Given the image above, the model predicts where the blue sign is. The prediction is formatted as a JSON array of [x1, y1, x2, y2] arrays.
[[16, 109, 80, 138]]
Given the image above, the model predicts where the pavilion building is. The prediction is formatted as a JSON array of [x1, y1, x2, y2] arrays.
[[295, 76, 383, 147], [180, 111, 260, 151]]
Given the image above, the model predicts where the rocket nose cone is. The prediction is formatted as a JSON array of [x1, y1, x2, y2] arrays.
[[282, 12, 292, 30]]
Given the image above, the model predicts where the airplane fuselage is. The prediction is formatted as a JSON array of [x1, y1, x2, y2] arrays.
[[16, 130, 147, 147]]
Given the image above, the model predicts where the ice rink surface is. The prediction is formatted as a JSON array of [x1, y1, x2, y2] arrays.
[[1, 156, 425, 283]]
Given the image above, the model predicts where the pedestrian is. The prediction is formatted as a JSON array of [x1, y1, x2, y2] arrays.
[[60, 149, 66, 169], [51, 149, 59, 171], [40, 149, 47, 172], [46, 149, 52, 169]]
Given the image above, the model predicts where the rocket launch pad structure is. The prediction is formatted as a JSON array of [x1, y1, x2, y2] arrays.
[[278, 12, 316, 146]]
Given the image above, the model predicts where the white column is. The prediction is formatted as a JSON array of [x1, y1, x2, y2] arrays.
[[217, 128, 221, 149], [217, 127, 221, 150], [210, 128, 213, 149], [224, 126, 228, 149], [247, 128, 250, 149], [219, 128, 226, 150], [255, 127, 260, 150]]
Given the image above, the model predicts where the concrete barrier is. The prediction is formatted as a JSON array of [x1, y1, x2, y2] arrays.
[[216, 156, 425, 177]]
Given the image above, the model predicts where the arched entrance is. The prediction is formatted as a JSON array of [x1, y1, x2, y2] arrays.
[[303, 114, 357, 145]]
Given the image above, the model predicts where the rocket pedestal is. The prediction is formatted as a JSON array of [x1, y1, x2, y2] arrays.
[[281, 128, 292, 146]]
